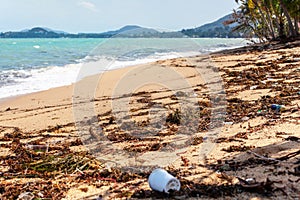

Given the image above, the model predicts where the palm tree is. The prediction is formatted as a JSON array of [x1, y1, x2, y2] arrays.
[[233, 0, 299, 41], [279, 0, 297, 36], [262, 0, 276, 39], [233, 0, 274, 41], [287, 0, 300, 35]]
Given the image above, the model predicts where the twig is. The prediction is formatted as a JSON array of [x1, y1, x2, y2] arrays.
[[247, 150, 279, 162], [79, 161, 89, 170], [278, 150, 300, 161], [72, 168, 84, 175]]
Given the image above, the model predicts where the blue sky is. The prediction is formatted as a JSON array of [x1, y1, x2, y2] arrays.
[[0, 0, 238, 33]]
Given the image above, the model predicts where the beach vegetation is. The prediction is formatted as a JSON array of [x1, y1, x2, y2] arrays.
[[230, 0, 300, 42], [166, 108, 181, 125]]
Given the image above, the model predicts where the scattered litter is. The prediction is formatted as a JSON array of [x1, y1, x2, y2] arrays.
[[271, 104, 285, 112], [237, 177, 276, 194], [26, 144, 49, 152], [256, 109, 268, 116], [148, 168, 180, 193], [17, 192, 34, 200], [250, 85, 258, 90], [37, 192, 44, 198], [260, 80, 266, 84], [241, 116, 249, 121], [223, 121, 234, 125], [245, 178, 256, 184], [293, 58, 300, 62]]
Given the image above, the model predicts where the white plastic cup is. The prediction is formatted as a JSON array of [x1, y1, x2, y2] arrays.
[[148, 168, 181, 193]]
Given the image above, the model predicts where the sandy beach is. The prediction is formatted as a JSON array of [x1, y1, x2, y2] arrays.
[[0, 41, 299, 199]]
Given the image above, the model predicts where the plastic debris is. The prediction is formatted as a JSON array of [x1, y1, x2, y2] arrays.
[[250, 85, 258, 90], [245, 178, 256, 184], [26, 144, 49, 152], [148, 168, 180, 193], [223, 121, 234, 125], [241, 116, 249, 121], [17, 192, 34, 200], [271, 104, 285, 111]]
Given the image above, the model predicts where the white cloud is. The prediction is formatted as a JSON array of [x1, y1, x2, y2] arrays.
[[78, 1, 98, 12]]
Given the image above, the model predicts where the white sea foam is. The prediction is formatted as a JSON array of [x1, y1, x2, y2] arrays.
[[0, 52, 187, 99], [0, 63, 81, 98]]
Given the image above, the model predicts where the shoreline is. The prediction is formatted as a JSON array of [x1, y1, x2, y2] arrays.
[[0, 44, 246, 104], [0, 41, 299, 199], [0, 38, 248, 101]]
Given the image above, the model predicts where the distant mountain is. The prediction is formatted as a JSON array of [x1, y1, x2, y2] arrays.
[[102, 25, 142, 35], [41, 27, 69, 34], [0, 25, 165, 38], [98, 25, 161, 37], [0, 27, 61, 38], [20, 27, 68, 34], [181, 14, 241, 38], [0, 15, 245, 38]]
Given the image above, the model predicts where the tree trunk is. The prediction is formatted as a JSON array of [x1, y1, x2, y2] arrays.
[[294, 17, 299, 35], [263, 1, 276, 39], [254, 0, 274, 39], [269, 0, 282, 39], [279, 17, 285, 39], [279, 0, 297, 37]]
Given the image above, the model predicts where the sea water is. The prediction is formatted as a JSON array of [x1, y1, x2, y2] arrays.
[[0, 38, 247, 99]]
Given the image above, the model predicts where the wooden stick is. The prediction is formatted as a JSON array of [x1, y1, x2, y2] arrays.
[[278, 150, 300, 161], [247, 150, 279, 162]]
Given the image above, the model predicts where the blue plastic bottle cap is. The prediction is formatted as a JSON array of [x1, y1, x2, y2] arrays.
[[271, 104, 278, 110]]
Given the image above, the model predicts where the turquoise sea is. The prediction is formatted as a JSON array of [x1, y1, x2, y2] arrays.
[[0, 38, 248, 98]]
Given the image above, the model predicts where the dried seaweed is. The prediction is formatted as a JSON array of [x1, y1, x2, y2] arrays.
[[222, 145, 255, 152]]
